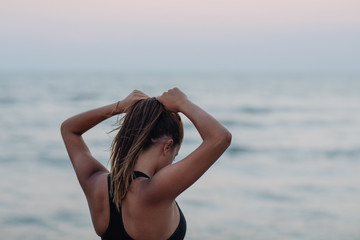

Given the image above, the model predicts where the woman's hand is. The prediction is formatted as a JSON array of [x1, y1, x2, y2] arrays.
[[157, 88, 188, 112], [118, 90, 149, 113]]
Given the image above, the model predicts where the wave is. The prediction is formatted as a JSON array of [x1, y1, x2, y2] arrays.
[[225, 145, 360, 161], [245, 190, 298, 202], [236, 106, 273, 115], [235, 106, 309, 115], [3, 215, 49, 227], [69, 92, 100, 102], [0, 96, 17, 105], [325, 148, 360, 159], [221, 120, 264, 128], [226, 145, 255, 155]]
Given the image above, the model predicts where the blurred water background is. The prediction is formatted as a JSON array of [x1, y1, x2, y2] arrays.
[[0, 72, 360, 240]]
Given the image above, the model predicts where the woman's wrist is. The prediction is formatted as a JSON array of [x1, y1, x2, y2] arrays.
[[115, 101, 121, 114], [178, 99, 192, 113], [112, 101, 122, 115]]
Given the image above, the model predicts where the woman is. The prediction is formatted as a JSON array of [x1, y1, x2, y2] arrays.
[[61, 88, 232, 239]]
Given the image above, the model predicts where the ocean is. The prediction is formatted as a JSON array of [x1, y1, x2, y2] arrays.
[[0, 72, 359, 239]]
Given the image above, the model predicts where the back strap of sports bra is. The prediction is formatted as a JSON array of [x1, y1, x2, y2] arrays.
[[133, 171, 150, 179]]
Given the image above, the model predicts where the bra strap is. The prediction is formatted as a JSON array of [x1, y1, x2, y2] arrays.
[[134, 171, 150, 179]]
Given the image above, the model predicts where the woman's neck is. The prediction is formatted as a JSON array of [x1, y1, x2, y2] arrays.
[[134, 145, 162, 178]]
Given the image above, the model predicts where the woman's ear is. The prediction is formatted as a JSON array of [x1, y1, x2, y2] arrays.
[[162, 139, 174, 155]]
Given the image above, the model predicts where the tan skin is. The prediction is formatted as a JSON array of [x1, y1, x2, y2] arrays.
[[61, 88, 232, 239]]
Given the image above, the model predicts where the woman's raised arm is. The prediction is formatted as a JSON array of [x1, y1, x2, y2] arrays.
[[145, 88, 232, 202], [60, 90, 148, 193]]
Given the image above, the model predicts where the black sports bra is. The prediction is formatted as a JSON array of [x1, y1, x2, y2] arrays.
[[101, 172, 186, 240]]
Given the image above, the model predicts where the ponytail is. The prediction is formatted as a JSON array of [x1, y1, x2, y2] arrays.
[[109, 98, 182, 210]]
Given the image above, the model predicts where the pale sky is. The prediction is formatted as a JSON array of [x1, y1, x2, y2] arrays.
[[1, 0, 359, 73]]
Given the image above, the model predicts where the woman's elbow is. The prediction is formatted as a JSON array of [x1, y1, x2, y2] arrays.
[[213, 129, 232, 150], [60, 121, 67, 137], [223, 129, 232, 148], [60, 119, 71, 137]]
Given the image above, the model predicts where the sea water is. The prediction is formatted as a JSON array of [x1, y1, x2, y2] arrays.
[[0, 72, 359, 240]]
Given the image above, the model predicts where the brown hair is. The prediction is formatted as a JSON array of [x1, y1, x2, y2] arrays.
[[109, 97, 183, 210]]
